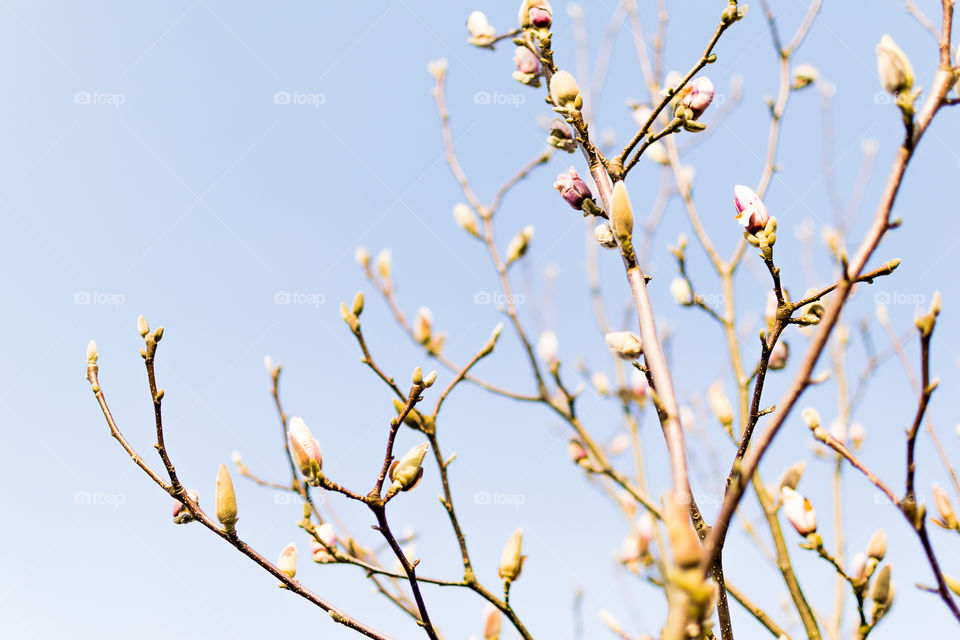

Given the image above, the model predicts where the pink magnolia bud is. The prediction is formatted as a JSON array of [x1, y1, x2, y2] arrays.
[[567, 438, 588, 466], [278, 542, 297, 579], [528, 5, 552, 29], [553, 167, 593, 210], [483, 605, 502, 640], [513, 47, 540, 75], [636, 512, 655, 553], [172, 489, 199, 525], [288, 417, 323, 481], [769, 341, 789, 370], [311, 523, 338, 563], [619, 532, 643, 564], [605, 331, 642, 360], [781, 487, 817, 536], [733, 185, 770, 235], [680, 77, 715, 119]]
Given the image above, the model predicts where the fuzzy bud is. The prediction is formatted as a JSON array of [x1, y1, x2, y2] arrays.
[[505, 225, 535, 265], [677, 77, 714, 119], [777, 461, 806, 494], [537, 331, 559, 363], [355, 246, 370, 267], [483, 606, 502, 640], [709, 382, 734, 427], [278, 543, 298, 579], [549, 70, 583, 111], [289, 416, 323, 482], [801, 407, 821, 430], [216, 463, 238, 531], [934, 484, 958, 529], [498, 528, 525, 581], [670, 278, 693, 305], [568, 438, 588, 466], [513, 46, 540, 75], [375, 249, 392, 280], [453, 203, 480, 236], [466, 11, 496, 46], [389, 442, 429, 492], [781, 487, 817, 536], [871, 564, 893, 609], [547, 117, 576, 153], [137, 315, 150, 338], [553, 167, 592, 210], [876, 35, 913, 95], [605, 331, 643, 360], [867, 529, 887, 561], [414, 307, 433, 345], [792, 64, 818, 90], [311, 523, 338, 562], [849, 423, 866, 449], [427, 58, 448, 80], [769, 341, 789, 370], [734, 185, 770, 235], [610, 182, 634, 246], [594, 223, 617, 248], [86, 339, 99, 364]]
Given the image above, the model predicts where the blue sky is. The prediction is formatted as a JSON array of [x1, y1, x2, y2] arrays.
[[2, 1, 960, 639]]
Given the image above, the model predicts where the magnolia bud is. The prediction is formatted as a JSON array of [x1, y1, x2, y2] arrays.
[[636, 512, 655, 553], [769, 341, 789, 370], [594, 223, 617, 248], [646, 140, 669, 164], [427, 58, 448, 79], [670, 278, 693, 305], [172, 489, 199, 525], [512, 47, 541, 85], [528, 4, 552, 30], [351, 291, 364, 316], [422, 370, 438, 388], [605, 331, 643, 360], [466, 11, 496, 46], [547, 117, 576, 152], [414, 307, 433, 345], [852, 553, 868, 581], [483, 605, 502, 640], [678, 77, 714, 119], [311, 523, 338, 562], [781, 487, 817, 536], [505, 225, 534, 265], [231, 450, 244, 468], [709, 382, 734, 426], [876, 35, 913, 95], [389, 442, 429, 492], [734, 185, 770, 235], [375, 249, 392, 280], [498, 528, 525, 581], [355, 246, 371, 267], [137, 315, 150, 338], [801, 408, 821, 429], [849, 423, 866, 449], [871, 564, 893, 608], [86, 339, 99, 364], [934, 484, 958, 529], [549, 70, 582, 110], [289, 416, 323, 482], [553, 167, 592, 210], [618, 532, 643, 564], [537, 331, 559, 363], [610, 182, 634, 245], [792, 64, 819, 89], [278, 543, 297, 579], [867, 529, 887, 561], [590, 371, 610, 396], [216, 463, 238, 531], [777, 461, 806, 494], [568, 438, 588, 466], [454, 203, 480, 236]]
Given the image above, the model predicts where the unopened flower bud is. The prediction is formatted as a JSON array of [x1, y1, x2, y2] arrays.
[[646, 140, 669, 164], [670, 278, 693, 305], [594, 223, 616, 248], [389, 442, 429, 492], [231, 450, 244, 468], [610, 182, 634, 245], [781, 487, 817, 536], [677, 77, 715, 120], [528, 5, 552, 29], [355, 246, 370, 267], [427, 58, 448, 79], [636, 512, 655, 551], [216, 463, 238, 531], [619, 532, 643, 564], [549, 70, 583, 110], [498, 528, 525, 581], [264, 355, 275, 373], [852, 552, 868, 581], [777, 461, 806, 494], [934, 484, 958, 529], [466, 11, 496, 46], [605, 331, 642, 360], [709, 382, 734, 426], [513, 46, 540, 76], [631, 369, 648, 399], [505, 225, 534, 265], [278, 543, 297, 579], [289, 416, 323, 482], [519, 0, 553, 28], [172, 489, 199, 525], [867, 529, 887, 561], [792, 64, 819, 90], [568, 438, 588, 466], [553, 167, 592, 210], [137, 315, 150, 338], [537, 330, 559, 363], [351, 291, 364, 316], [422, 370, 438, 387], [375, 249, 392, 279], [454, 203, 480, 236], [311, 523, 338, 562], [483, 605, 502, 640], [849, 423, 866, 449], [871, 564, 893, 608], [769, 341, 789, 370], [547, 117, 576, 152], [734, 185, 770, 235], [876, 35, 913, 95], [86, 339, 99, 364], [414, 307, 433, 345], [591, 371, 610, 395], [801, 407, 821, 429]]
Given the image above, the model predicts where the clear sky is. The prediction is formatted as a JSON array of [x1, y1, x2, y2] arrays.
[[2, 1, 959, 639]]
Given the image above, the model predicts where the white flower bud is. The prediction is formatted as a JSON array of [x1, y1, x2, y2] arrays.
[[278, 543, 297, 579], [877, 35, 913, 94], [670, 278, 693, 305], [498, 528, 525, 581], [605, 331, 642, 360], [537, 331, 559, 362]]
